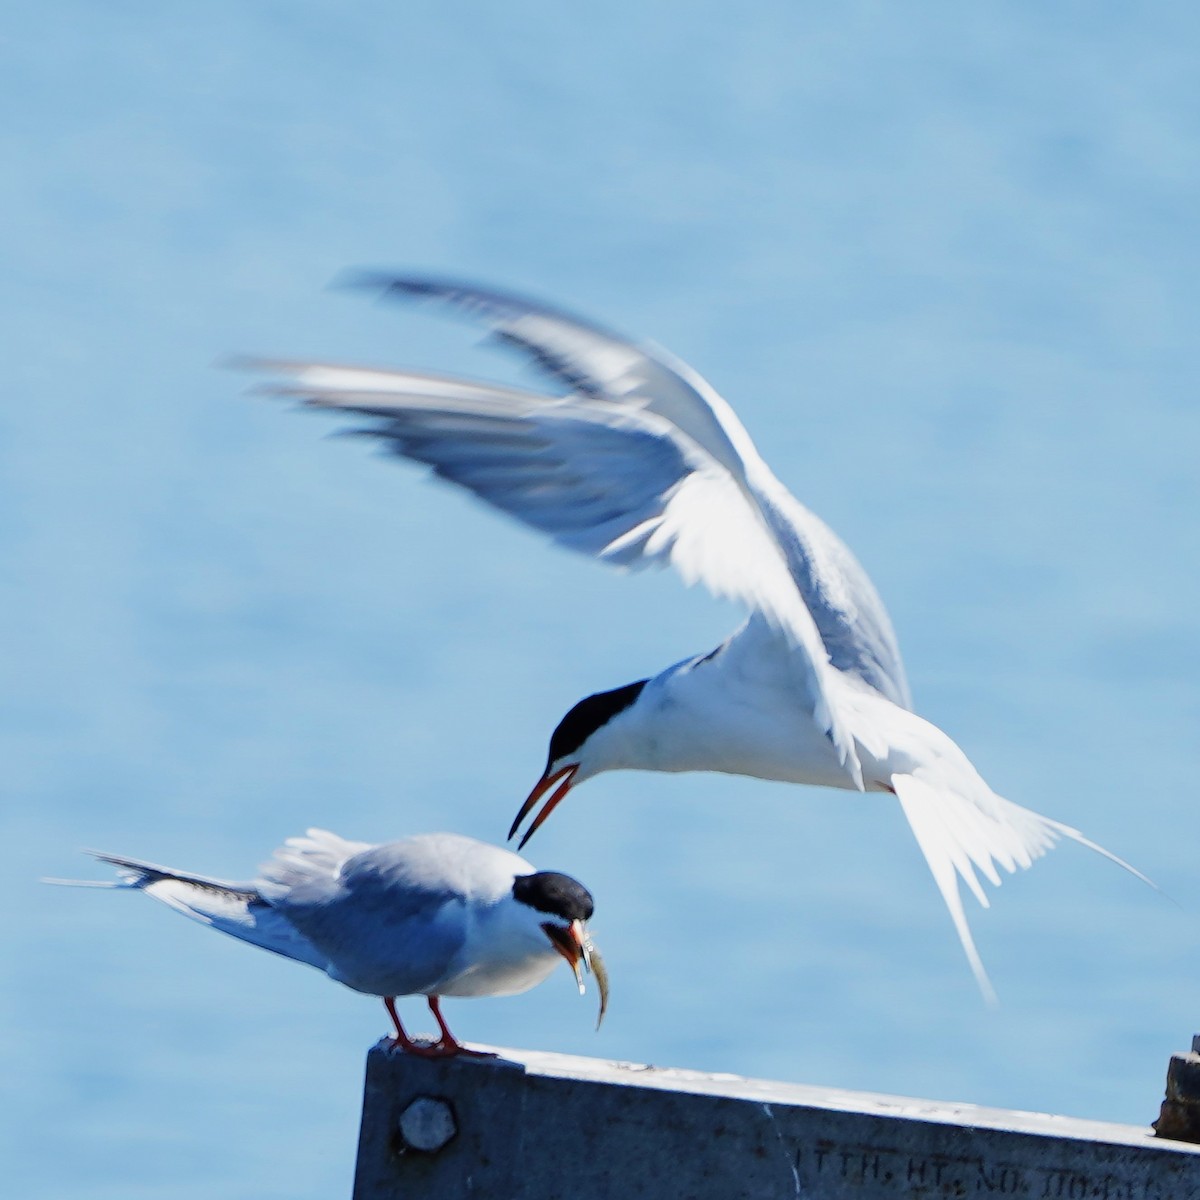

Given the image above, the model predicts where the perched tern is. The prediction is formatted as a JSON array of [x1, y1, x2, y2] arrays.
[[53, 829, 608, 1054], [250, 275, 1146, 999]]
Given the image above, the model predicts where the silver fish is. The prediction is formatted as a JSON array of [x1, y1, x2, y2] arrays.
[[581, 932, 609, 1030]]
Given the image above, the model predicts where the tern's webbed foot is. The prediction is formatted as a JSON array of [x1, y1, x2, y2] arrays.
[[388, 1035, 496, 1059], [450, 1044, 498, 1059]]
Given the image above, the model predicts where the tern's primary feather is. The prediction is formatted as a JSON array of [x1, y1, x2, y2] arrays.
[[348, 273, 910, 710]]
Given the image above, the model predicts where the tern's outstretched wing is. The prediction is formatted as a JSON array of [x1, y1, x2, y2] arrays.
[[347, 275, 910, 709], [250, 355, 863, 787]]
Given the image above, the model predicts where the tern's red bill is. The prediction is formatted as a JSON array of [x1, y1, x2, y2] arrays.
[[510, 764, 578, 848]]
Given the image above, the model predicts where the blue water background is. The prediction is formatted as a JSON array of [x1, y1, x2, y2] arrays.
[[4, 4, 1200, 1196]]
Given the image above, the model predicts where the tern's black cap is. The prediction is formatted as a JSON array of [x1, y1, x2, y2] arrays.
[[547, 679, 648, 765], [512, 871, 594, 922]]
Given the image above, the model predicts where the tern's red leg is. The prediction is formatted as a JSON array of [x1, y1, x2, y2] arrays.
[[383, 997, 453, 1058], [427, 995, 457, 1046], [427, 996, 496, 1059]]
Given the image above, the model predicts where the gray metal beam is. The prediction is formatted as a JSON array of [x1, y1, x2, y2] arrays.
[[353, 1040, 1200, 1199]]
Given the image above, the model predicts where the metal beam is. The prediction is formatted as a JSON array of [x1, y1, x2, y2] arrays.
[[353, 1040, 1200, 1199]]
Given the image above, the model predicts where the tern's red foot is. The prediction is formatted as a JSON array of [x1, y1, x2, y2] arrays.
[[383, 996, 497, 1058], [388, 1036, 456, 1058], [422, 995, 497, 1058], [385, 1034, 496, 1059], [384, 996, 453, 1056], [451, 1044, 498, 1059]]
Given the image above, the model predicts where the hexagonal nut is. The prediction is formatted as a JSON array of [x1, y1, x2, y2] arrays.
[[397, 1096, 457, 1154]]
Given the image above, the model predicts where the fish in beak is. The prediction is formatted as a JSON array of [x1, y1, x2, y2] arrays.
[[542, 918, 609, 1030], [510, 764, 578, 848]]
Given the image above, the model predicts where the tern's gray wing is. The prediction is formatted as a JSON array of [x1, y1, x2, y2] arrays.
[[349, 273, 754, 482], [754, 485, 911, 709], [345, 275, 911, 709], [263, 834, 485, 995], [252, 357, 862, 786]]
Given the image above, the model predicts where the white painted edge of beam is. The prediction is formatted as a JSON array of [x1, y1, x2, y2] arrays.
[[392, 1040, 1199, 1155]]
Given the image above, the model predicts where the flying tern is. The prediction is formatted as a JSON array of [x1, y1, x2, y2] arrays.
[[249, 275, 1145, 999], [54, 829, 608, 1054]]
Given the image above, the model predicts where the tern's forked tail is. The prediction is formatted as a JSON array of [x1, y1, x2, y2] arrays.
[[53, 851, 329, 972], [889, 771, 1151, 1004]]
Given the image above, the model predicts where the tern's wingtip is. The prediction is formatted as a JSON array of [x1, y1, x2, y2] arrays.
[[219, 353, 268, 373], [331, 269, 478, 306], [40, 875, 120, 888], [330, 267, 393, 294], [330, 269, 444, 297]]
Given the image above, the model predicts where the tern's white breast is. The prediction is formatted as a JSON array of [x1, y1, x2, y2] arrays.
[[630, 621, 857, 789]]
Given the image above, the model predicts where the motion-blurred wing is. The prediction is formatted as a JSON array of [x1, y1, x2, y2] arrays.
[[351, 275, 910, 708], [252, 358, 862, 785], [350, 273, 757, 483]]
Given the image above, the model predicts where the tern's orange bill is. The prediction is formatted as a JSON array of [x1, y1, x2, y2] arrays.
[[509, 764, 577, 848], [542, 918, 609, 1029]]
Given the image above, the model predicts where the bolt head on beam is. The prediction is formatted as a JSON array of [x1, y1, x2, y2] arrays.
[[397, 1096, 457, 1154]]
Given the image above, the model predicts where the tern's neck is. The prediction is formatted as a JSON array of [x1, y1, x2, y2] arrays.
[[578, 659, 859, 789], [572, 667, 732, 778]]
